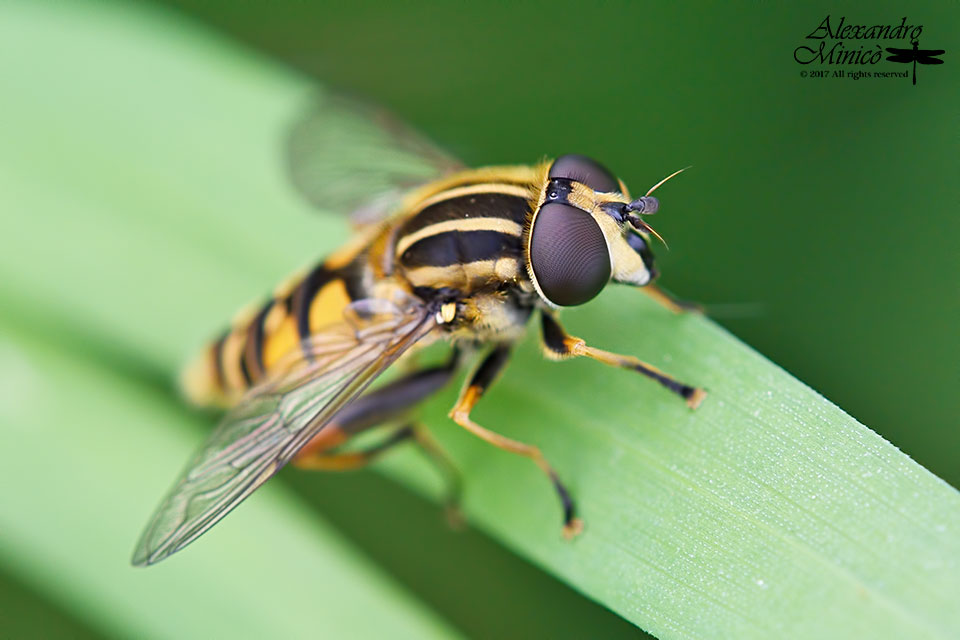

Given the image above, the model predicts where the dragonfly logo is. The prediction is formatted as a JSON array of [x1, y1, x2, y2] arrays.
[[885, 40, 945, 85]]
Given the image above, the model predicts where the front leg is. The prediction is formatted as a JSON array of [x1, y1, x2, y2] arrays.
[[642, 283, 704, 314], [540, 312, 707, 409]]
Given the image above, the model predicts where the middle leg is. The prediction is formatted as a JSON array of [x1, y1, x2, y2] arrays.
[[448, 344, 583, 538]]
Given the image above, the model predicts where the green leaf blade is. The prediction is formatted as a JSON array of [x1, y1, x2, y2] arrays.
[[1, 1, 958, 639], [394, 304, 960, 639]]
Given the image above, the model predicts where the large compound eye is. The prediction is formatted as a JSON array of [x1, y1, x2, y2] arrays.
[[530, 202, 611, 306], [548, 154, 620, 192]]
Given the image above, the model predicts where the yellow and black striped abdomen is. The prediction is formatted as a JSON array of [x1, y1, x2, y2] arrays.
[[182, 257, 369, 408], [396, 185, 532, 293]]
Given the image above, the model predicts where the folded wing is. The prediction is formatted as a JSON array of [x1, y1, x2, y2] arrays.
[[132, 293, 438, 566]]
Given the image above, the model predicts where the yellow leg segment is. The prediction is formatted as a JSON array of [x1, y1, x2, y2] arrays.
[[293, 425, 410, 471], [449, 383, 583, 539], [563, 337, 707, 409]]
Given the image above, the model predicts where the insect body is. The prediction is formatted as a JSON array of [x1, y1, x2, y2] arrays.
[[132, 103, 705, 566]]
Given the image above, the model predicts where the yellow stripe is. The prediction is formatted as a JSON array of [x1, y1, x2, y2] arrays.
[[404, 258, 520, 288], [490, 258, 522, 281], [262, 301, 286, 335], [220, 330, 247, 392], [399, 167, 538, 210], [180, 347, 228, 408], [411, 182, 531, 214], [308, 279, 351, 333], [396, 217, 523, 257], [263, 313, 299, 370], [403, 264, 462, 288]]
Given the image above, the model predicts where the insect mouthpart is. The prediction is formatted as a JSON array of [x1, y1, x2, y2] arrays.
[[624, 211, 667, 249]]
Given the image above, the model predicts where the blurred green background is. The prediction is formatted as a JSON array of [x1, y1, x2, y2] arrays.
[[2, 1, 957, 638]]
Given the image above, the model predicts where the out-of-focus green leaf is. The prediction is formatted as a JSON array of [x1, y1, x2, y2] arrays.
[[1, 1, 958, 640], [0, 572, 101, 640], [0, 3, 458, 639], [0, 325, 459, 640]]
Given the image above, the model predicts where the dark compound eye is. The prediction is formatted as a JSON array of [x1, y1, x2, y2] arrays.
[[548, 154, 620, 193], [530, 202, 611, 306]]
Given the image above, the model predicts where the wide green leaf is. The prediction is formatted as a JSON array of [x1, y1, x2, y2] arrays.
[[1, 1, 957, 639]]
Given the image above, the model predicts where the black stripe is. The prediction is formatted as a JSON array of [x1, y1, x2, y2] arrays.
[[339, 260, 368, 303], [294, 263, 335, 341], [211, 330, 229, 391], [400, 193, 530, 237], [238, 343, 254, 386], [243, 299, 271, 381], [401, 230, 521, 268], [540, 312, 569, 355], [470, 345, 512, 393]]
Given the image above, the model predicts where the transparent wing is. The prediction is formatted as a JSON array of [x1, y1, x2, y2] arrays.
[[286, 93, 464, 226], [132, 292, 439, 566]]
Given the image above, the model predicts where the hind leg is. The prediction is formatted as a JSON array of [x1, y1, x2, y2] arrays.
[[292, 352, 462, 514]]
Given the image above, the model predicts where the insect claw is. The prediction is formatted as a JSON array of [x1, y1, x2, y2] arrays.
[[686, 387, 708, 410], [563, 517, 585, 540]]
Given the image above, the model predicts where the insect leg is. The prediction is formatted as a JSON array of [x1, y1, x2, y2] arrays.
[[294, 424, 417, 471], [292, 352, 463, 513], [293, 348, 457, 462], [411, 424, 463, 526], [448, 345, 583, 539], [540, 311, 707, 409], [294, 422, 463, 520], [642, 283, 703, 314]]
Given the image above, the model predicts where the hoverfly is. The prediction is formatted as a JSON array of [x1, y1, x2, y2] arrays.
[[131, 96, 705, 566]]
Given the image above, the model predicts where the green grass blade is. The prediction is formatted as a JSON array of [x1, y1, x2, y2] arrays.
[[1, 1, 958, 639]]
